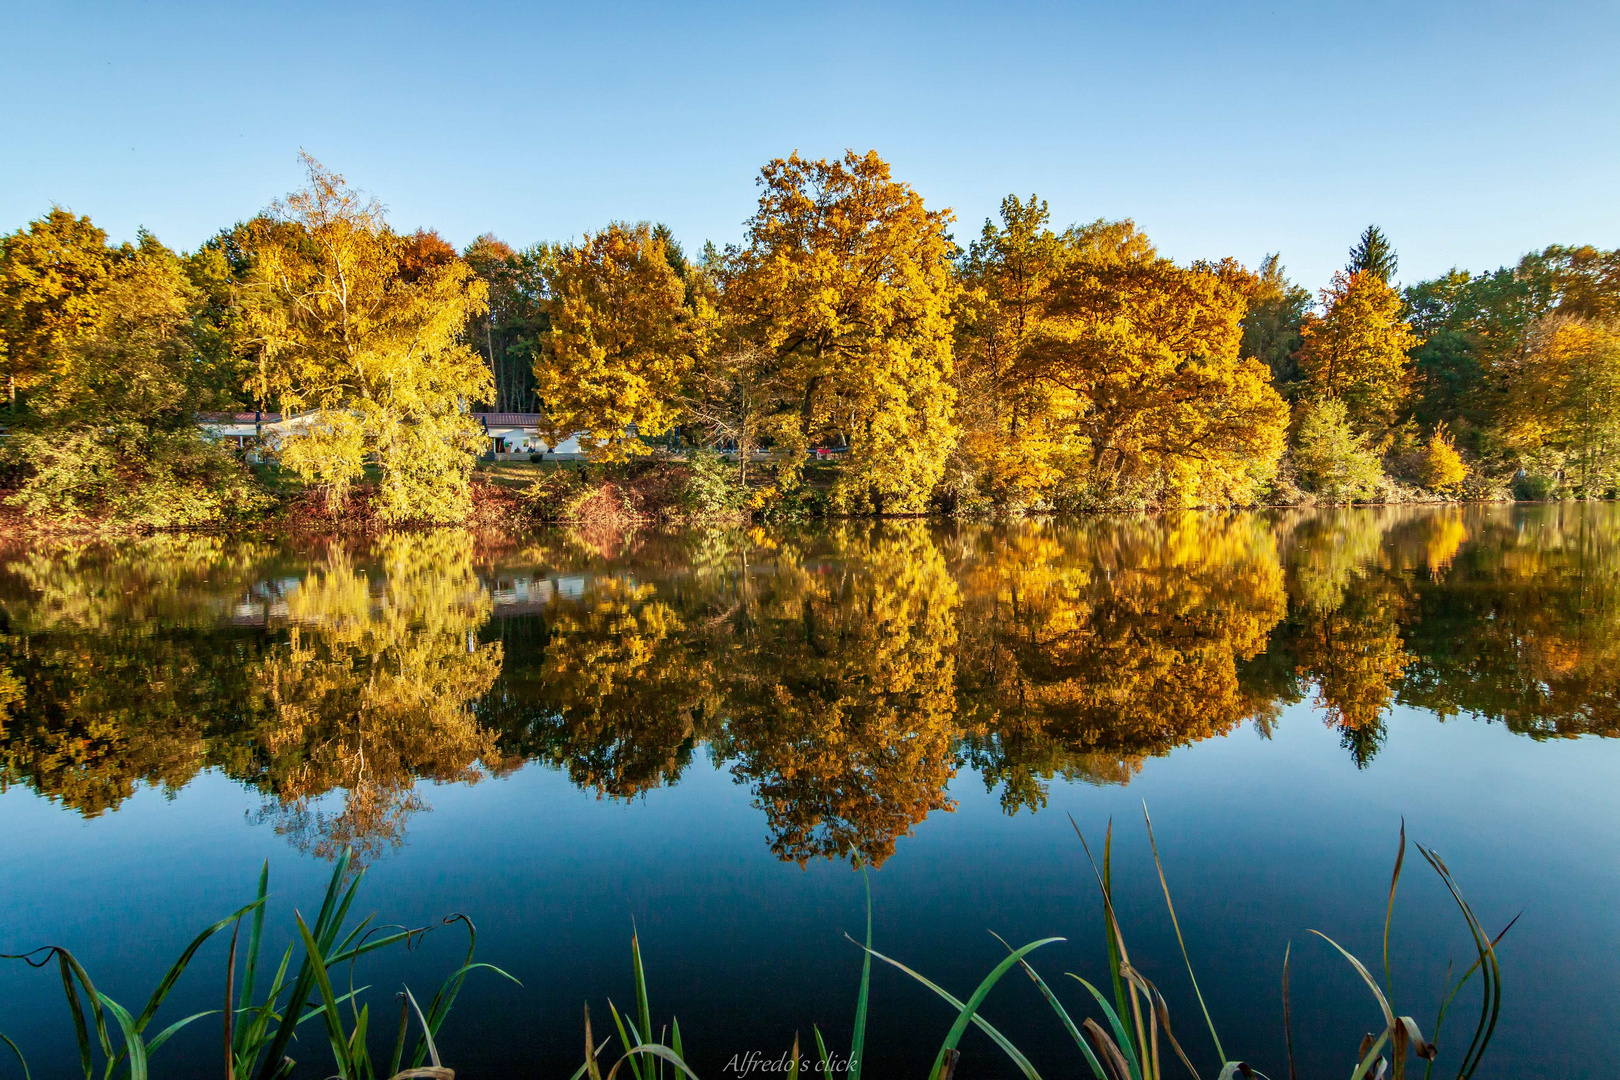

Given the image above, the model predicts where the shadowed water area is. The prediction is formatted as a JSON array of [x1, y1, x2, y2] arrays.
[[2, 505, 1618, 1077]]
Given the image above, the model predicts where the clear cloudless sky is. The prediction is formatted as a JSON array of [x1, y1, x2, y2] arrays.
[[2, 0, 1617, 290]]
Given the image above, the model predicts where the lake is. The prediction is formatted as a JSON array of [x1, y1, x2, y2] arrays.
[[1, 505, 1617, 1078]]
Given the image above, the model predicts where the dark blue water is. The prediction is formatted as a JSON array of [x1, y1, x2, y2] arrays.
[[1, 506, 1616, 1079]]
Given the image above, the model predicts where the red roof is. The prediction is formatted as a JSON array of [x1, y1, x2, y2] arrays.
[[197, 411, 283, 423], [473, 412, 546, 426]]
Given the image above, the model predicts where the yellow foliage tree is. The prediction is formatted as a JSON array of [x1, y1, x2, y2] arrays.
[[1420, 426, 1468, 492], [1025, 244, 1289, 506], [244, 154, 493, 521], [952, 196, 1077, 507], [1504, 315, 1620, 495], [537, 222, 710, 459], [0, 209, 122, 403], [721, 151, 959, 512], [1298, 270, 1417, 433]]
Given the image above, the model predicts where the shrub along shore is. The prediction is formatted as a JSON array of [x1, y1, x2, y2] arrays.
[[2, 153, 1616, 534]]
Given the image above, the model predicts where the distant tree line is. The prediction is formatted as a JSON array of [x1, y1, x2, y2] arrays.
[[1, 151, 1617, 526]]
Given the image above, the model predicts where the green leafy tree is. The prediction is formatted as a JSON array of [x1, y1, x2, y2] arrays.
[[1293, 397, 1385, 502], [1240, 253, 1312, 391], [464, 234, 550, 412]]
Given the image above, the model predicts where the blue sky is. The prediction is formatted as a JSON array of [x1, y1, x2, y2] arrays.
[[2, 0, 1616, 290]]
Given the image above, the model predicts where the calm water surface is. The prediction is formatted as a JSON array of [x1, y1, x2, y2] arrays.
[[1, 506, 1617, 1078]]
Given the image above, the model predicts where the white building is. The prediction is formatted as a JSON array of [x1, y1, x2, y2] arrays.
[[199, 410, 591, 461], [473, 412, 586, 459]]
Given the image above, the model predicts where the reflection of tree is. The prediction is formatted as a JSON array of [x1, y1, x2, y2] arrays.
[[0, 532, 503, 864], [1398, 504, 1620, 737], [7, 505, 1620, 868], [1267, 510, 1418, 766], [954, 516, 1287, 811], [251, 531, 502, 862], [522, 577, 716, 798], [716, 525, 961, 867], [0, 537, 273, 814]]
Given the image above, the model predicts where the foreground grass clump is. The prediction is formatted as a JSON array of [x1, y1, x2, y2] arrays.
[[1, 814, 1511, 1080], [0, 849, 515, 1080]]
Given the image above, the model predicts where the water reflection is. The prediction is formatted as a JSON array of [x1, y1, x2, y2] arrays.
[[1, 505, 1616, 865]]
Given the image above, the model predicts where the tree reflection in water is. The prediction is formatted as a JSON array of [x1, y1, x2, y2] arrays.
[[1, 505, 1617, 866]]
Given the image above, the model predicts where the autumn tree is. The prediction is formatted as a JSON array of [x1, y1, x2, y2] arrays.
[[243, 154, 492, 521], [0, 226, 265, 525], [1505, 315, 1620, 495], [1402, 244, 1620, 471], [1021, 233, 1289, 507], [952, 195, 1075, 506], [1298, 270, 1417, 434], [0, 209, 124, 406], [1420, 426, 1468, 492], [536, 221, 708, 459], [721, 151, 959, 512]]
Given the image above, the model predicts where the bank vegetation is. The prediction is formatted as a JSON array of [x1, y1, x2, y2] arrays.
[[3, 154, 1618, 531]]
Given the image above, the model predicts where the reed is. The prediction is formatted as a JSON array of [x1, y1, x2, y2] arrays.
[[831, 809, 1515, 1080], [1, 849, 515, 1080], [2, 816, 1514, 1079]]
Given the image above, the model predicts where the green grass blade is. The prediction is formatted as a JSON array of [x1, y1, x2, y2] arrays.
[[0, 1031, 32, 1080], [345, 1003, 368, 1077], [851, 863, 872, 1080], [1349, 1028, 1389, 1080], [53, 952, 95, 1080], [133, 900, 265, 1033], [926, 936, 1065, 1080], [671, 1017, 684, 1065], [1415, 845, 1506, 1080], [1281, 942, 1297, 1080], [607, 1000, 644, 1080], [1071, 816, 1146, 1071], [388, 995, 410, 1079], [1306, 931, 1396, 1032], [145, 1010, 216, 1056], [988, 932, 1108, 1080], [1143, 804, 1225, 1065], [95, 994, 147, 1080], [852, 936, 1046, 1080], [239, 861, 270, 1046], [631, 930, 653, 1080], [54, 949, 116, 1071], [406, 961, 518, 1068], [813, 1026, 830, 1074], [403, 988, 441, 1069], [309, 850, 353, 948], [606, 1045, 700, 1080], [293, 911, 355, 1079]]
